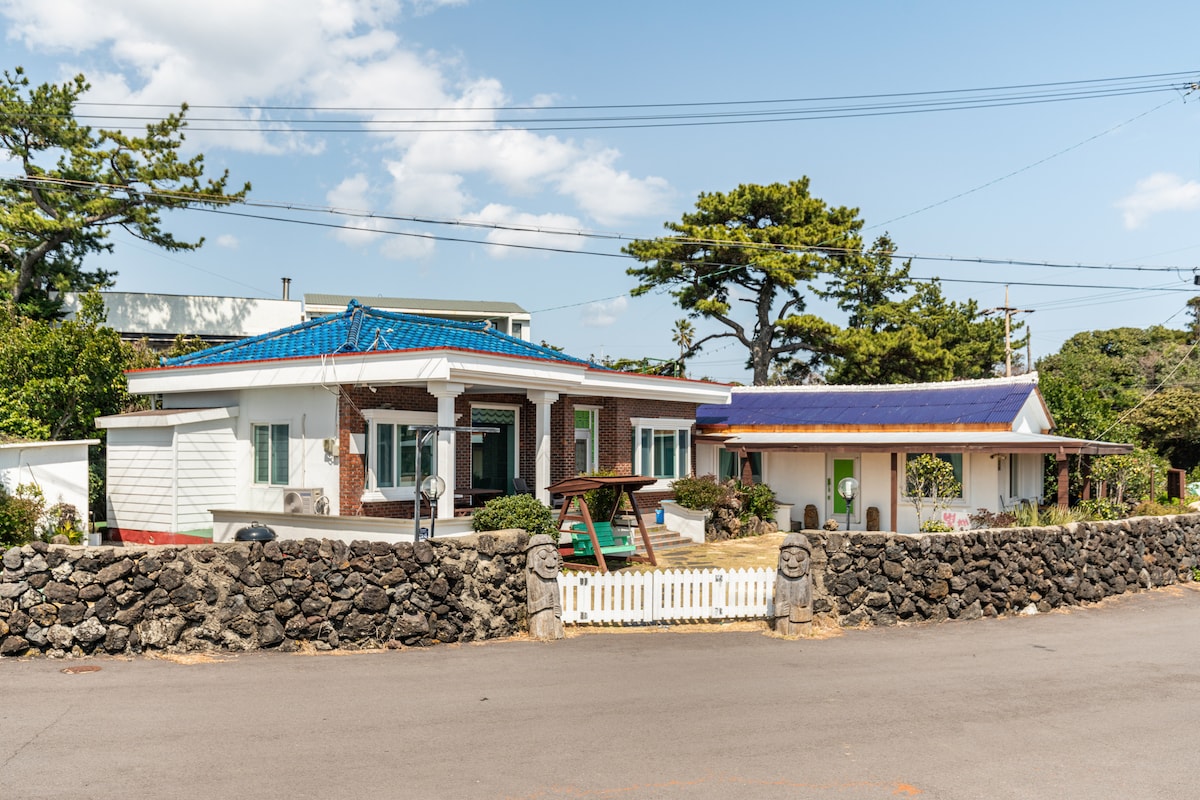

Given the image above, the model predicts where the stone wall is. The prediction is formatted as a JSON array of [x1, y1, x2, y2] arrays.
[[806, 515, 1200, 627], [0, 531, 530, 658]]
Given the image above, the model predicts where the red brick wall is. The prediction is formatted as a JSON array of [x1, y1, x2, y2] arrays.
[[338, 386, 435, 519]]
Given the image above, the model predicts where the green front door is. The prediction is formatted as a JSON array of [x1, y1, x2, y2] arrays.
[[832, 458, 856, 515]]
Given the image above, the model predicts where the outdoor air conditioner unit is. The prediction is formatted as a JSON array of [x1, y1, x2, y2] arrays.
[[282, 488, 326, 515]]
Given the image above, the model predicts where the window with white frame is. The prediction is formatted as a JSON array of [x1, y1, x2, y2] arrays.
[[253, 423, 289, 485], [362, 410, 436, 500], [631, 417, 692, 483], [574, 407, 599, 474]]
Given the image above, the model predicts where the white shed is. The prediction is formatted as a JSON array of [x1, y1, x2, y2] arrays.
[[96, 408, 238, 545], [0, 438, 97, 537]]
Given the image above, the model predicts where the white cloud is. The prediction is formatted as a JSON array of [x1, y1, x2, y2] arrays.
[[326, 173, 389, 247], [467, 204, 587, 259], [557, 149, 674, 225], [215, 234, 239, 249], [581, 296, 628, 328], [327, 172, 437, 260], [0, 0, 675, 248], [1117, 172, 1200, 229]]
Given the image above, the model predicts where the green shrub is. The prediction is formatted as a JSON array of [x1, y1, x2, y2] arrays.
[[670, 474, 730, 511], [1077, 498, 1126, 521], [968, 508, 1017, 529], [738, 481, 776, 522], [1129, 500, 1189, 518], [580, 469, 623, 521], [472, 494, 557, 537], [919, 519, 954, 533], [39, 502, 84, 544], [0, 483, 45, 547]]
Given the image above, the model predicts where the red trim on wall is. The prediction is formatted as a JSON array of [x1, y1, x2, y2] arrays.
[[107, 528, 213, 546]]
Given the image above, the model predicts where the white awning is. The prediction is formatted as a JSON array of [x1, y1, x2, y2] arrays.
[[96, 406, 239, 429], [705, 430, 1131, 456]]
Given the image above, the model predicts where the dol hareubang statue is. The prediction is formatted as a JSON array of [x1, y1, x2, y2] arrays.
[[525, 533, 564, 640], [773, 533, 814, 636]]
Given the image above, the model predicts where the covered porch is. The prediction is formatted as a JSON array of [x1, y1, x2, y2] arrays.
[[698, 430, 1132, 533]]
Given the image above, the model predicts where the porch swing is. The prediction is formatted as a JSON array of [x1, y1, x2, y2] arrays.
[[546, 475, 659, 572]]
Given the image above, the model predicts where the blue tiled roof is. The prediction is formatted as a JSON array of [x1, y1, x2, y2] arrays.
[[162, 300, 597, 368], [697, 381, 1038, 427]]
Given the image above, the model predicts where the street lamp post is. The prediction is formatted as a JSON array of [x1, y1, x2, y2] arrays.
[[837, 476, 860, 532]]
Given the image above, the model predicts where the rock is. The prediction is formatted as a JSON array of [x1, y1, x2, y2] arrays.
[[2, 548, 22, 570], [43, 581, 79, 604], [354, 586, 389, 612], [392, 612, 430, 638], [47, 624, 75, 649], [73, 617, 106, 645], [135, 617, 185, 649], [0, 635, 30, 656]]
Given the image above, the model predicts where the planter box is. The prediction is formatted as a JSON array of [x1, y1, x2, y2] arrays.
[[659, 501, 710, 544]]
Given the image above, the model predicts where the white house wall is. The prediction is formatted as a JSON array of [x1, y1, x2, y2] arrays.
[[757, 450, 1044, 533], [0, 442, 92, 525], [106, 429, 174, 533], [1013, 392, 1051, 433], [762, 452, 826, 523], [859, 453, 892, 529], [235, 386, 340, 515], [176, 418, 238, 535]]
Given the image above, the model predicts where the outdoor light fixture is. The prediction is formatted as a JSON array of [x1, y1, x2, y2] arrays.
[[837, 476, 860, 532], [420, 475, 447, 540]]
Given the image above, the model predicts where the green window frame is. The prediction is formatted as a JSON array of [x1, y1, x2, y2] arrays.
[[373, 423, 435, 490], [253, 423, 289, 485]]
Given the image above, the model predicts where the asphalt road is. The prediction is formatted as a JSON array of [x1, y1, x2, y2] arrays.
[[2, 585, 1199, 800]]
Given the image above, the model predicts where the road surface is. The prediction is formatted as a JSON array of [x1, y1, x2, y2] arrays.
[[2, 584, 1198, 799]]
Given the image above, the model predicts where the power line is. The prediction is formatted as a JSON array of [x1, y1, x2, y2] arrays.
[[30, 72, 1192, 134], [5, 174, 1197, 308], [72, 70, 1198, 112], [7, 173, 1197, 275]]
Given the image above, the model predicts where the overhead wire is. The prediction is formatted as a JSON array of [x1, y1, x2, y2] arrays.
[[45, 71, 1195, 133], [5, 172, 1196, 312]]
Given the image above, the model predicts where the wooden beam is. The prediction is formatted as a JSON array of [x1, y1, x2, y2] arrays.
[[890, 453, 899, 534], [1056, 456, 1069, 508]]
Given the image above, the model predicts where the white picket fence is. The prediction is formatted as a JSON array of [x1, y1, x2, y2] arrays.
[[558, 568, 775, 624]]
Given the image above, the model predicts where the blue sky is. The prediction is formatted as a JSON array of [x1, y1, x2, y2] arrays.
[[3, 1, 1200, 381]]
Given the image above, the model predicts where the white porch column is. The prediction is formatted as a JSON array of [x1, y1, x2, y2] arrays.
[[428, 381, 464, 520], [527, 390, 559, 505]]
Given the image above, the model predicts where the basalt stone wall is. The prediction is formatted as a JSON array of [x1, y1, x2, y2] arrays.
[[0, 531, 530, 658], [806, 515, 1200, 628]]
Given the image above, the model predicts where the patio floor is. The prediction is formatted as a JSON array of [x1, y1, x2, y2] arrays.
[[611, 531, 788, 572]]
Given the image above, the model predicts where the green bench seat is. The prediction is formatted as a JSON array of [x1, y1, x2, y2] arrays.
[[570, 522, 636, 557]]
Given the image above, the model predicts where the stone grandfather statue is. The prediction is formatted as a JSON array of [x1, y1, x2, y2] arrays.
[[773, 533, 814, 636], [525, 533, 564, 641]]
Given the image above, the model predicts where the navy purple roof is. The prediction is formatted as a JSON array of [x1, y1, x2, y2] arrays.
[[161, 300, 597, 368], [697, 381, 1039, 427]]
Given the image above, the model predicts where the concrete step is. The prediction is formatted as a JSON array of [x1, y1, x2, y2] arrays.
[[635, 529, 694, 554]]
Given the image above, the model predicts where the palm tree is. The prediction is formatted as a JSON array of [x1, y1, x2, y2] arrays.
[[670, 319, 696, 377]]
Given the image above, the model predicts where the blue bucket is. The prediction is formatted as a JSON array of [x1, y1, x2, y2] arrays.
[[655, 508, 665, 525]]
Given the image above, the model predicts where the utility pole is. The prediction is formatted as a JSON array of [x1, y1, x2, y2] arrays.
[[984, 286, 1034, 377]]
